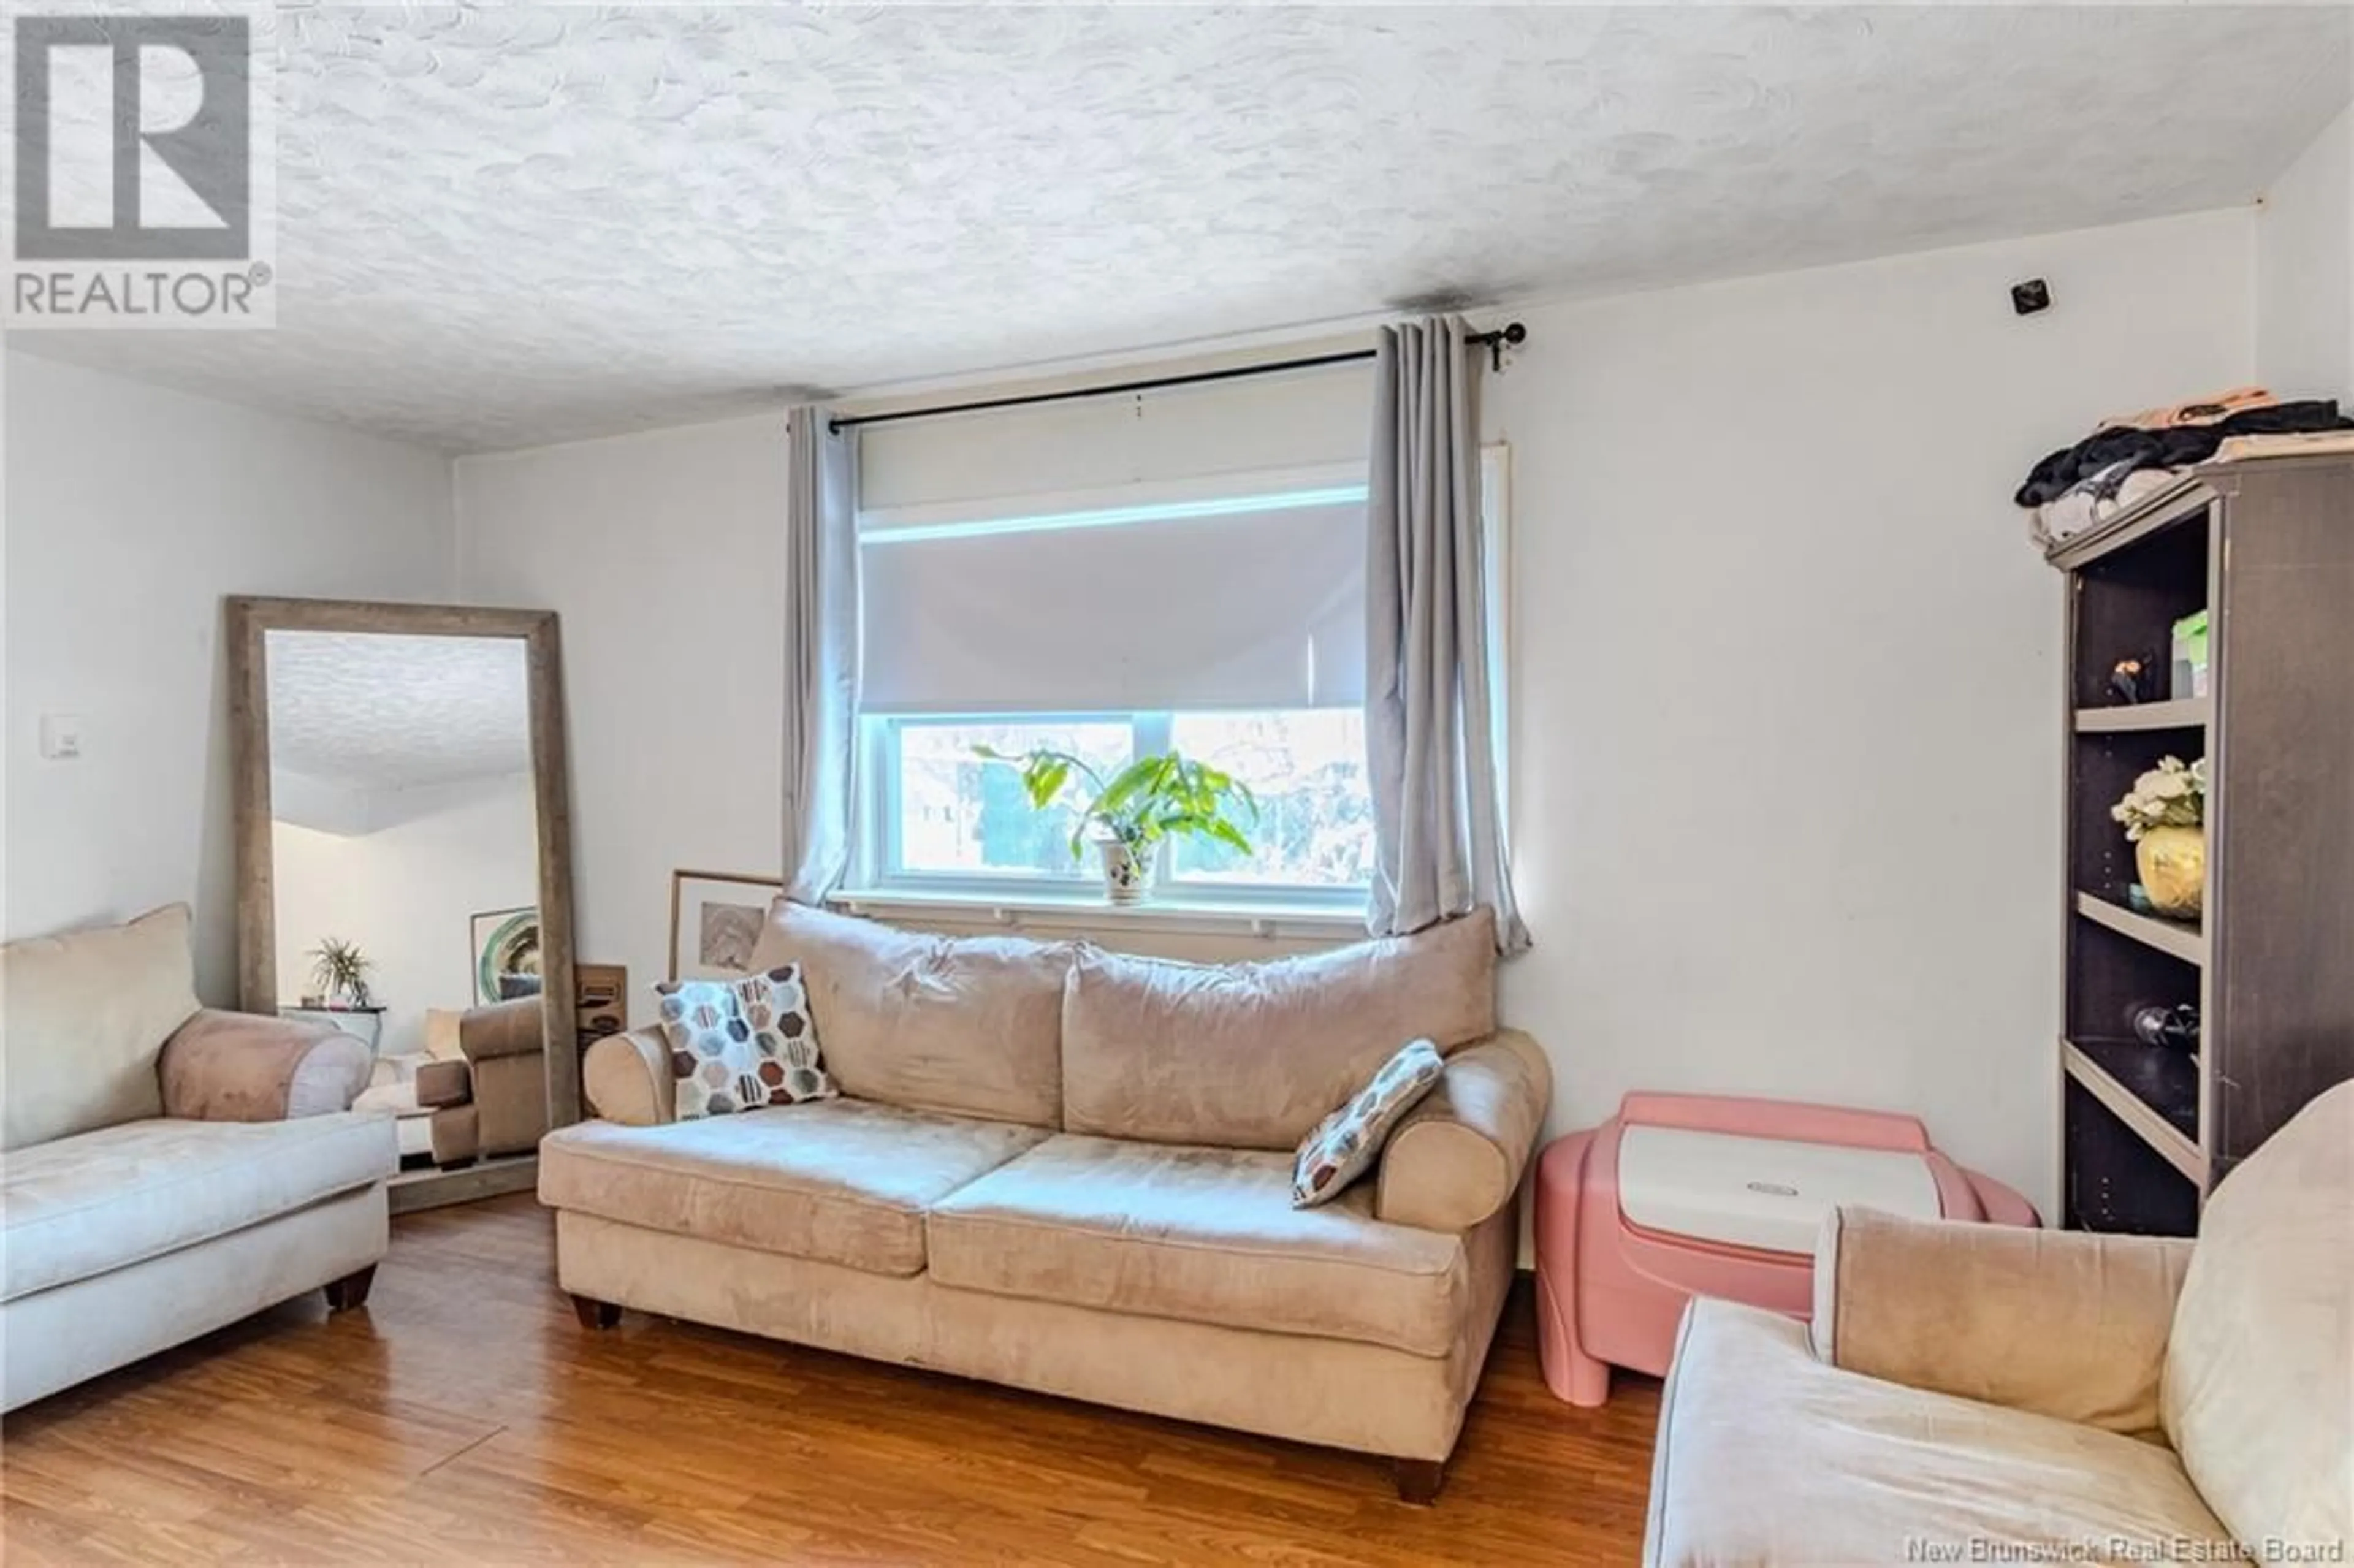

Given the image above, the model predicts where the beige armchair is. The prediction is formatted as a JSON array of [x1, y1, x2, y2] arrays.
[[354, 997, 548, 1167], [1644, 1081, 2352, 1565], [449, 994, 549, 1160]]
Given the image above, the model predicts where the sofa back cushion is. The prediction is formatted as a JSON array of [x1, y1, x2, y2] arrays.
[[2162, 1079, 2352, 1550], [2, 904, 200, 1151], [745, 900, 1070, 1127], [1061, 908, 1497, 1151]]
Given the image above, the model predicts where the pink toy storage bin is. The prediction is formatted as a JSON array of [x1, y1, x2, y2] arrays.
[[1534, 1092, 2038, 1407]]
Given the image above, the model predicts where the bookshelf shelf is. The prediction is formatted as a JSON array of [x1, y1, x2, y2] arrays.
[[2073, 893, 2205, 967], [2073, 698, 2209, 734]]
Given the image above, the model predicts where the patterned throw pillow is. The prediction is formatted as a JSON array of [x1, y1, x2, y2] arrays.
[[653, 965, 836, 1121], [1290, 1038, 1447, 1208]]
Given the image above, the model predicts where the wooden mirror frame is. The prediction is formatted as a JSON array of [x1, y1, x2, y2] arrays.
[[225, 596, 582, 1141]]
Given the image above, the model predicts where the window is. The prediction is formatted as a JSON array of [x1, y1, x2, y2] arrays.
[[862, 707, 1374, 902], [1165, 709, 1374, 889], [844, 370, 1506, 915], [882, 716, 1132, 881], [854, 436, 1379, 907]]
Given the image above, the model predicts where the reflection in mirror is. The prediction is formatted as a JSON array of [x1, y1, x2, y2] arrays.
[[264, 629, 547, 1199]]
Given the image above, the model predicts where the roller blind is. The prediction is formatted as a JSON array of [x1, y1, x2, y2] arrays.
[[856, 363, 1373, 715]]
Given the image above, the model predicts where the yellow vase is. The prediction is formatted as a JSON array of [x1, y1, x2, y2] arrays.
[[2136, 825, 2206, 920]]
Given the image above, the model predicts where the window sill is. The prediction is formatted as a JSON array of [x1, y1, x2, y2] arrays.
[[827, 886, 1368, 943]]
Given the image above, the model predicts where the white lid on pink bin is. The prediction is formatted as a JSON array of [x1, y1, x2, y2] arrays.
[[1617, 1125, 1945, 1257]]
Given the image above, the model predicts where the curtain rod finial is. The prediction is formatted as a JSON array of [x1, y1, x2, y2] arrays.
[[1469, 321, 1528, 372]]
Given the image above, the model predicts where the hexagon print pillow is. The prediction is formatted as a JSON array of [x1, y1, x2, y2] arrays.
[[653, 965, 837, 1121]]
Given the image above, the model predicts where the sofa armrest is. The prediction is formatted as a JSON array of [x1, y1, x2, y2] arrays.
[[459, 995, 544, 1062], [158, 1008, 373, 1122], [583, 1026, 675, 1125], [1813, 1205, 2195, 1438], [1373, 1028, 1552, 1231], [413, 1057, 473, 1109]]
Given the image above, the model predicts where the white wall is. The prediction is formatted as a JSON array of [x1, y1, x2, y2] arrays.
[[452, 414, 789, 1014], [2255, 105, 2353, 403], [1488, 208, 2256, 1212], [2, 352, 456, 1002], [272, 773, 539, 1057]]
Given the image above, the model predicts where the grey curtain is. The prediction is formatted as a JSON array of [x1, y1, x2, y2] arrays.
[[1365, 317, 1530, 953], [782, 405, 861, 904]]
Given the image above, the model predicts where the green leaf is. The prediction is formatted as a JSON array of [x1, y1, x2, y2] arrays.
[[1205, 818, 1254, 855], [973, 744, 1267, 871], [1029, 758, 1072, 810], [1093, 756, 1160, 819]]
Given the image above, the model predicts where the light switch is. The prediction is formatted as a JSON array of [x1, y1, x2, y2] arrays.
[[39, 714, 83, 761]]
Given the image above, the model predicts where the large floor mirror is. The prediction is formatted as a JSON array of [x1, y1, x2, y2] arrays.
[[227, 597, 579, 1212]]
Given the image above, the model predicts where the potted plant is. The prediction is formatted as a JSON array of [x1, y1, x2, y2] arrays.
[[976, 747, 1258, 905], [2112, 756, 2206, 919], [307, 937, 376, 1009]]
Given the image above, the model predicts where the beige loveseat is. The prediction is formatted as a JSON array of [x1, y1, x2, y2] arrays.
[[1645, 1079, 2352, 1565], [541, 901, 1548, 1500], [1, 906, 400, 1410]]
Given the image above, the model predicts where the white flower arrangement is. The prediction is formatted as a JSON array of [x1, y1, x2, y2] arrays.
[[2112, 755, 2206, 841]]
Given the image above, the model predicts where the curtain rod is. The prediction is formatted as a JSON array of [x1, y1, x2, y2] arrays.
[[828, 322, 1528, 433]]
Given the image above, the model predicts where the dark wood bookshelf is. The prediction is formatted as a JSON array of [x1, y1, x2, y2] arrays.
[[2055, 452, 2354, 1235]]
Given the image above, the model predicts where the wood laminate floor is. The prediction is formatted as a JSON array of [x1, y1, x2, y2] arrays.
[[1, 1194, 1661, 1565]]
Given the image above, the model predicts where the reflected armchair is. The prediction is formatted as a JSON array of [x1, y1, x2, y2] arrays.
[[354, 996, 548, 1168]]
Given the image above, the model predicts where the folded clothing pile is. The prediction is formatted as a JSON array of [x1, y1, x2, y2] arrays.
[[2017, 388, 2353, 549]]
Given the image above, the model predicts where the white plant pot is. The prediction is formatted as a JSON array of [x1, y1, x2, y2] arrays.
[[1098, 839, 1152, 905]]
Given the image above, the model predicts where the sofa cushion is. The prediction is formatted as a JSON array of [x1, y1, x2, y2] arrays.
[[1647, 1299, 2229, 1568], [1059, 909, 1496, 1151], [747, 901, 1070, 1128], [2, 905, 200, 1151], [0, 1111, 397, 1301], [424, 1007, 466, 1061], [926, 1133, 1474, 1356], [538, 1098, 1049, 1277], [2162, 1081, 2353, 1552]]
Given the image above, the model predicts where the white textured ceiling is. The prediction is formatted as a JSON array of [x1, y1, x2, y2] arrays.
[[265, 630, 530, 792], [17, 5, 2351, 452]]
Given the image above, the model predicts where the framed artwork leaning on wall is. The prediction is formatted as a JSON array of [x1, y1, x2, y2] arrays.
[[669, 870, 785, 981]]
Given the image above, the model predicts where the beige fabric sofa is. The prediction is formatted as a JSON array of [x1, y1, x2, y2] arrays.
[[1645, 1079, 2353, 1566], [1, 905, 399, 1411], [542, 900, 1548, 1501]]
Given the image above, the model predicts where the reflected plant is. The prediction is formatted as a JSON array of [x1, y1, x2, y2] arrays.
[[308, 937, 375, 1008], [973, 746, 1259, 862]]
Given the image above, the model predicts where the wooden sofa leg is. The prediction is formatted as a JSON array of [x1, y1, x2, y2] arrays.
[[571, 1294, 623, 1330], [1394, 1458, 1445, 1505], [322, 1265, 376, 1313]]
